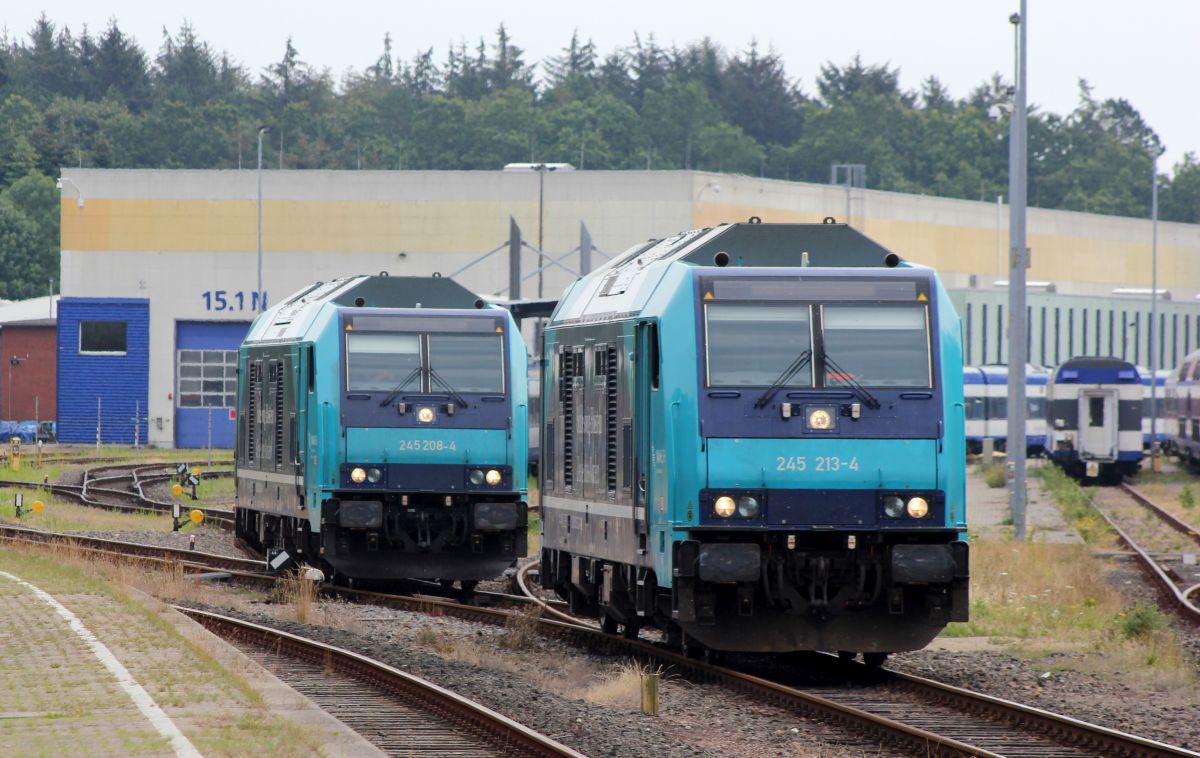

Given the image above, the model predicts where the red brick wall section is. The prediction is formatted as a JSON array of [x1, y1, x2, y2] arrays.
[[0, 326, 57, 421]]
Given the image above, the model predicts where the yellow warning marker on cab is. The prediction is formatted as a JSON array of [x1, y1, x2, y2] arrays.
[[918, 293, 928, 302]]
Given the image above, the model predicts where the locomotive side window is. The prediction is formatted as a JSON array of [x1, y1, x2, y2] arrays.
[[820, 305, 931, 388], [429, 334, 504, 393], [346, 333, 420, 391], [705, 304, 812, 387]]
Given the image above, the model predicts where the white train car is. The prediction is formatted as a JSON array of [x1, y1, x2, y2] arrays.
[[1047, 357, 1143, 483]]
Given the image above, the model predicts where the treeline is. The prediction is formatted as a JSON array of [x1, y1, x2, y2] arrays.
[[0, 16, 1197, 299]]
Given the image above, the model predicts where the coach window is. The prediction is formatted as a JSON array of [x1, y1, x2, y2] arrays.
[[79, 321, 127, 355]]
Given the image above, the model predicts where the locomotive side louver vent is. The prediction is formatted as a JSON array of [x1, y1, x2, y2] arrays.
[[561, 350, 577, 492], [246, 361, 259, 464], [273, 360, 285, 468], [605, 344, 618, 496]]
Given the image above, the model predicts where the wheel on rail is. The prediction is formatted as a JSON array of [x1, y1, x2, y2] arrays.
[[837, 650, 857, 662], [622, 623, 639, 640], [459, 580, 478, 592], [862, 652, 889, 668], [600, 611, 619, 635]]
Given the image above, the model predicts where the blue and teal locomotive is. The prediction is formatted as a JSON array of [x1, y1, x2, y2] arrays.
[[235, 274, 529, 585], [538, 221, 969, 658]]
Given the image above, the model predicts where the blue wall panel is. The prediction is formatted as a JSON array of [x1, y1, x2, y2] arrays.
[[175, 321, 250, 448], [56, 298, 150, 444]]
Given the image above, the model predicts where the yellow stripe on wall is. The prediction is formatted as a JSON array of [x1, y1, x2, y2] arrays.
[[61, 199, 529, 254]]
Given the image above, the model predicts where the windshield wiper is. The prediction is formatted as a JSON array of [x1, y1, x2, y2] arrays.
[[428, 367, 469, 407], [822, 354, 881, 410], [754, 349, 812, 409], [378, 366, 423, 407]]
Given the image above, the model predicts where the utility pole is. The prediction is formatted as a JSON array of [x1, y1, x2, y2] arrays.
[[1006, 1, 1029, 540], [1150, 153, 1159, 468], [257, 126, 271, 311]]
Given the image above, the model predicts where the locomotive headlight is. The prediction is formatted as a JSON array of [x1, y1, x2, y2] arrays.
[[714, 496, 736, 518], [469, 469, 486, 485], [367, 468, 383, 483], [883, 495, 905, 518], [417, 406, 435, 423], [485, 469, 502, 485], [807, 408, 833, 430], [906, 496, 930, 519], [350, 467, 367, 483], [737, 495, 760, 518]]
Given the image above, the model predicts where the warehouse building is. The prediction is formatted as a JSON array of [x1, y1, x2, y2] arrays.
[[55, 168, 1200, 447], [0, 295, 58, 424]]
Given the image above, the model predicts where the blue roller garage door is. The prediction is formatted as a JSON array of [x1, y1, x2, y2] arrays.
[[175, 321, 250, 448]]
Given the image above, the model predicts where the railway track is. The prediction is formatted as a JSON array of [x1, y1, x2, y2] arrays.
[[509, 563, 1197, 758], [0, 460, 236, 530], [177, 607, 585, 758], [1093, 482, 1200, 623], [3, 522, 1193, 756]]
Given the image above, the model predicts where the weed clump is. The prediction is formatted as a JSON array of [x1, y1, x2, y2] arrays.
[[1119, 602, 1165, 640], [1181, 485, 1195, 509], [982, 464, 1007, 489], [277, 568, 318, 624], [1034, 465, 1109, 543], [499, 606, 542, 650]]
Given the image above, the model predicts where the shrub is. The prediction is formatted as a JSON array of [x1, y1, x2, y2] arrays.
[[1181, 485, 1195, 509], [983, 465, 1007, 489], [1119, 603, 1165, 640]]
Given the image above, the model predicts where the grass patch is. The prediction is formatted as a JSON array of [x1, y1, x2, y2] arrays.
[[942, 539, 1193, 690], [1034, 465, 1110, 543], [527, 512, 542, 555], [1180, 485, 1195, 509], [0, 485, 177, 532], [981, 464, 1007, 489], [498, 605, 543, 650]]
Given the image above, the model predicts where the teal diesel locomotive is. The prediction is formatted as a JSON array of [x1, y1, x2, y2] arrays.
[[235, 275, 530, 585], [537, 221, 969, 658]]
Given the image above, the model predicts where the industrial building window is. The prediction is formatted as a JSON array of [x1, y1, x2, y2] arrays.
[[996, 304, 1004, 363], [1081, 310, 1088, 354], [1068, 309, 1075, 358], [1054, 309, 1060, 365], [177, 350, 238, 408], [965, 304, 972, 364], [981, 305, 988, 366], [80, 321, 127, 354], [1040, 308, 1047, 365]]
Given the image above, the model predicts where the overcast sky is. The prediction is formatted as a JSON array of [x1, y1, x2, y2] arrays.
[[5, 1, 1197, 173]]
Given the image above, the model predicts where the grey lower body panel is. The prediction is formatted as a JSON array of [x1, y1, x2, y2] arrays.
[[542, 495, 651, 568]]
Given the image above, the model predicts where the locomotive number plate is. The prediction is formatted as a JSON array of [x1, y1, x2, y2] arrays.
[[398, 439, 458, 452], [776, 456, 859, 472]]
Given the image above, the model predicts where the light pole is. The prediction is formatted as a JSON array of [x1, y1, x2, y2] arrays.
[[56, 177, 84, 208], [1005, 2, 1029, 540], [1150, 153, 1160, 467], [533, 163, 554, 299], [257, 126, 271, 312]]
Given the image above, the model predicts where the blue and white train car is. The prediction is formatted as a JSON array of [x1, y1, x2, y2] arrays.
[[1138, 369, 1169, 447], [1168, 352, 1200, 463], [964, 367, 986, 453], [1047, 357, 1143, 482], [235, 275, 530, 584], [538, 221, 969, 659], [962, 364, 1049, 455]]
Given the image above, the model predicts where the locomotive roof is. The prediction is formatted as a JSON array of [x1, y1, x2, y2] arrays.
[[551, 221, 915, 325], [244, 274, 495, 344]]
